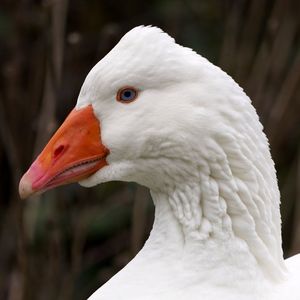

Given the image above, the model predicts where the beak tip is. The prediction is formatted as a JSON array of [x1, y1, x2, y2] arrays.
[[19, 174, 34, 199]]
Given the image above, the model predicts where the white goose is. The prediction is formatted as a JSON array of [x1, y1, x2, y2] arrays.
[[19, 26, 300, 300]]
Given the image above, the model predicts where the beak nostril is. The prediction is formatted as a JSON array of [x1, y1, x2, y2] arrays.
[[53, 145, 65, 158]]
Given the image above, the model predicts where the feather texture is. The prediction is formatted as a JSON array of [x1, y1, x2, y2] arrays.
[[74, 26, 300, 299]]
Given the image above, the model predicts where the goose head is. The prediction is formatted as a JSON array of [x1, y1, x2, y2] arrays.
[[18, 26, 224, 194], [19, 26, 285, 282]]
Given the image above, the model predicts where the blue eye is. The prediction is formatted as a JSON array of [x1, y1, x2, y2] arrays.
[[117, 87, 138, 103]]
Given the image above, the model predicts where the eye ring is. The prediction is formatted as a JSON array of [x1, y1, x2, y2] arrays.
[[116, 86, 138, 103]]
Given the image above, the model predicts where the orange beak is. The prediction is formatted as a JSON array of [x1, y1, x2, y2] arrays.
[[19, 105, 109, 199]]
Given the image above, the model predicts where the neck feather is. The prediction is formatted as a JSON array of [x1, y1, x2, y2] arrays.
[[147, 132, 286, 282]]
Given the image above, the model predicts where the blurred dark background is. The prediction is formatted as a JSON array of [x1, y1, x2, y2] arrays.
[[0, 0, 299, 299]]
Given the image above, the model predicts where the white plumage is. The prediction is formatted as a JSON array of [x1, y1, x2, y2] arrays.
[[79, 26, 300, 300], [20, 26, 300, 299]]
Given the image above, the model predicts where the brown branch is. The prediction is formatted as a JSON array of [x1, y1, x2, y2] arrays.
[[219, 0, 245, 74], [34, 0, 68, 156], [267, 50, 300, 144], [0, 100, 22, 188], [234, 0, 268, 84], [254, 16, 297, 114], [289, 148, 300, 255], [246, 0, 289, 106], [131, 186, 150, 256]]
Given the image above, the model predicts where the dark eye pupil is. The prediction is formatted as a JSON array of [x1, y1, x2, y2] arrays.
[[123, 91, 132, 98], [121, 89, 135, 101], [117, 87, 138, 103]]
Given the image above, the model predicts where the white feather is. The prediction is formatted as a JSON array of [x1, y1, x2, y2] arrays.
[[76, 26, 300, 299]]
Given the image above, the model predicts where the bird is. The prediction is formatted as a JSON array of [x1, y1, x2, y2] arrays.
[[19, 26, 300, 300]]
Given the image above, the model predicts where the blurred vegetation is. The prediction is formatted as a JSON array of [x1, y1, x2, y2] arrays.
[[0, 0, 299, 299]]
